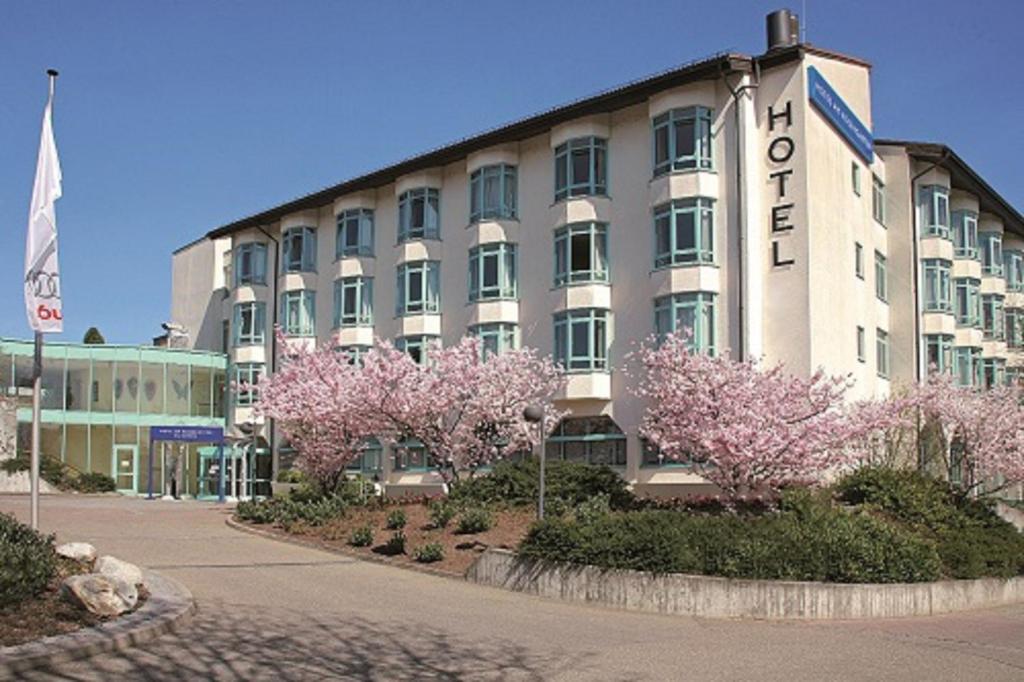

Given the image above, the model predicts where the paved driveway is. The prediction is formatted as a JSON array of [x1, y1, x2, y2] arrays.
[[2, 494, 1023, 681]]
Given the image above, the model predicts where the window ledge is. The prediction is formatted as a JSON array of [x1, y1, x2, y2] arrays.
[[650, 262, 718, 275], [549, 193, 611, 209], [649, 168, 717, 182]]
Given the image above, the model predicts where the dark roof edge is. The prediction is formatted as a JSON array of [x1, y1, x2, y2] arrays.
[[876, 139, 1024, 236], [755, 43, 872, 71], [201, 52, 751, 242]]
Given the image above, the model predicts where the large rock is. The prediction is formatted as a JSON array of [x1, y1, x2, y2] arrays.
[[56, 542, 97, 564], [95, 555, 144, 587], [61, 574, 138, 617]]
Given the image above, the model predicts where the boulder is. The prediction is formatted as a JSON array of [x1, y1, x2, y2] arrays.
[[56, 542, 97, 564], [61, 574, 138, 617], [95, 555, 144, 587]]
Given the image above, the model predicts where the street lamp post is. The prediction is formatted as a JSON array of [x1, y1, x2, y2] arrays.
[[523, 405, 546, 520]]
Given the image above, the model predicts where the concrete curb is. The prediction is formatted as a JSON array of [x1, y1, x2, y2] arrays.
[[0, 570, 196, 677], [225, 516, 469, 581], [467, 548, 1024, 620]]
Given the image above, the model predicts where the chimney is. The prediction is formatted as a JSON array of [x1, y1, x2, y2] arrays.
[[766, 9, 800, 51]]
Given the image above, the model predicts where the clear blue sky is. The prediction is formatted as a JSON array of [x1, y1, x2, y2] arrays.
[[2, 0, 1022, 344]]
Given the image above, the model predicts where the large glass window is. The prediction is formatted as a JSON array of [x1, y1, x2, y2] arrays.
[[1006, 308, 1024, 349], [281, 227, 317, 273], [336, 344, 372, 365], [233, 362, 263, 406], [872, 175, 885, 225], [395, 335, 440, 366], [469, 243, 517, 300], [919, 185, 950, 238], [336, 208, 374, 258], [554, 136, 607, 201], [232, 302, 266, 346], [876, 328, 890, 379], [925, 334, 954, 374], [980, 357, 1006, 389], [923, 259, 952, 312], [980, 232, 1003, 276], [280, 290, 316, 336], [469, 164, 517, 222], [875, 251, 888, 302], [545, 416, 626, 467], [234, 243, 268, 286], [654, 198, 715, 267], [653, 292, 716, 354], [396, 261, 440, 315], [347, 439, 383, 475], [652, 106, 713, 176], [1004, 250, 1024, 292], [982, 293, 1005, 341], [333, 277, 373, 327], [554, 309, 609, 372], [952, 210, 978, 259], [954, 346, 981, 387], [398, 188, 440, 242], [554, 222, 609, 286], [470, 323, 519, 357], [955, 278, 981, 327]]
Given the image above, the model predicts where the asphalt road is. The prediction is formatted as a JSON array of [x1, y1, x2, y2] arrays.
[[2, 494, 1022, 681]]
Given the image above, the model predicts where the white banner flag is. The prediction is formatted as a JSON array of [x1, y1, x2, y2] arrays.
[[24, 89, 63, 333]]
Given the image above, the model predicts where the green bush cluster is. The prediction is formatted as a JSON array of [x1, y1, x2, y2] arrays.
[[428, 499, 457, 529], [348, 525, 374, 547], [235, 495, 347, 528], [413, 542, 445, 563], [0, 512, 57, 605], [385, 509, 407, 530], [449, 458, 634, 510], [456, 507, 494, 534], [1, 455, 116, 493]]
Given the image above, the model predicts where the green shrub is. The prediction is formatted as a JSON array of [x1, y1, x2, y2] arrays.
[[386, 508, 407, 530], [573, 493, 611, 525], [456, 507, 494, 534], [235, 495, 347, 527], [428, 499, 456, 529], [276, 469, 305, 484], [449, 458, 634, 510], [70, 472, 116, 493], [0, 512, 57, 605], [2, 456, 114, 493], [835, 466, 961, 530], [413, 542, 445, 563], [384, 530, 406, 555], [349, 525, 374, 547]]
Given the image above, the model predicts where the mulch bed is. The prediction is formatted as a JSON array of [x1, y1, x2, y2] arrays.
[[242, 503, 537, 576], [0, 558, 148, 648]]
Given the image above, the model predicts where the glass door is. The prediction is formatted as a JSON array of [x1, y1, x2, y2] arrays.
[[113, 445, 138, 494]]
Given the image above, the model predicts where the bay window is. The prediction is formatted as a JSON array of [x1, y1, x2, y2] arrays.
[[952, 210, 978, 259], [233, 362, 263, 406], [654, 198, 715, 267], [980, 232, 1003, 276], [470, 323, 518, 357], [232, 301, 266, 346], [398, 188, 440, 242], [554, 136, 607, 201], [554, 308, 609, 372], [652, 106, 713, 176], [396, 335, 440, 365], [281, 227, 317, 273], [982, 293, 1005, 341], [923, 259, 952, 312], [333, 277, 373, 327], [653, 292, 716, 354], [336, 209, 374, 258], [469, 242, 517, 300], [280, 290, 316, 336], [1004, 250, 1024, 291], [925, 334, 954, 374], [954, 346, 981, 387], [955, 278, 981, 327], [396, 261, 440, 315], [469, 164, 517, 222], [234, 242, 268, 286], [554, 222, 609, 286], [919, 185, 950, 239], [545, 416, 626, 467], [1006, 308, 1024, 349]]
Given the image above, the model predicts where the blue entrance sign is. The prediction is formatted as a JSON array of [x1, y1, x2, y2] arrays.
[[807, 66, 874, 163], [150, 425, 224, 442]]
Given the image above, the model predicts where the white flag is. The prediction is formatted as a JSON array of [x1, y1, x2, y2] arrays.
[[24, 90, 63, 333]]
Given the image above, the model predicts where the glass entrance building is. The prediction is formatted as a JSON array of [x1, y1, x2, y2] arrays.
[[0, 338, 228, 496]]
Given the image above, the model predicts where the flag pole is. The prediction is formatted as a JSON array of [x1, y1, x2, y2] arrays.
[[29, 69, 58, 530]]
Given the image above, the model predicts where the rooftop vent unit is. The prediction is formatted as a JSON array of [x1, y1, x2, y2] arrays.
[[766, 9, 800, 51]]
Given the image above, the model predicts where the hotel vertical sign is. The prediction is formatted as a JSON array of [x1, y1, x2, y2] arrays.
[[767, 100, 796, 267]]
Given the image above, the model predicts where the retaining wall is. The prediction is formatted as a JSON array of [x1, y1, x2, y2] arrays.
[[466, 549, 1024, 620]]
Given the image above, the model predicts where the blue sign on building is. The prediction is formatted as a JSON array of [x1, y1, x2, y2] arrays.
[[150, 425, 225, 442], [807, 66, 874, 163]]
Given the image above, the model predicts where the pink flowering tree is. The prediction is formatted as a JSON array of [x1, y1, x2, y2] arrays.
[[254, 332, 382, 493], [360, 336, 564, 482], [632, 332, 891, 499]]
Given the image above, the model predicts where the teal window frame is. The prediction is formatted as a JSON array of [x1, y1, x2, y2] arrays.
[[281, 227, 317, 273], [919, 185, 950, 238], [470, 322, 518, 357], [469, 164, 517, 222], [232, 301, 266, 347], [469, 243, 517, 301], [554, 136, 607, 201], [346, 439, 383, 474], [954, 346, 981, 387], [395, 261, 440, 316], [1004, 250, 1024, 291], [393, 439, 433, 471], [234, 242, 268, 287], [955, 278, 982, 328], [553, 308, 609, 372], [923, 259, 952, 312], [395, 335, 440, 366], [546, 416, 627, 467], [336, 208, 374, 258], [280, 290, 316, 336], [333, 277, 373, 328], [872, 175, 886, 226], [654, 198, 714, 268], [980, 232, 1003, 276], [652, 106, 713, 177], [952, 210, 979, 260], [554, 222, 609, 286], [653, 292, 716, 354], [876, 328, 890, 379], [398, 188, 440, 242], [335, 344, 371, 365], [875, 251, 888, 302], [925, 334, 954, 374], [980, 357, 1006, 389], [1006, 308, 1024, 349], [233, 362, 263, 406], [982, 293, 1005, 341]]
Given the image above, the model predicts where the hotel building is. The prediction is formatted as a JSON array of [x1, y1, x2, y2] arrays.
[[169, 11, 1024, 497]]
